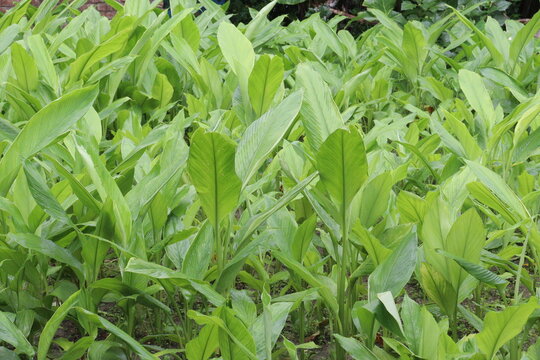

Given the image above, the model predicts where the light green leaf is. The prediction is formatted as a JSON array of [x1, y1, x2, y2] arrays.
[[296, 63, 343, 152], [0, 85, 98, 197], [248, 55, 284, 117], [76, 308, 158, 360], [458, 69, 495, 130], [476, 299, 537, 360], [0, 311, 34, 357], [236, 91, 302, 186], [188, 130, 241, 228], [316, 127, 367, 214], [442, 208, 485, 291], [9, 233, 83, 276], [402, 22, 427, 81], [419, 263, 457, 318], [359, 172, 394, 228], [334, 334, 378, 360], [10, 42, 38, 92], [27, 35, 58, 92], [218, 307, 257, 360], [466, 160, 530, 221], [401, 296, 439, 359], [152, 73, 174, 107], [186, 325, 218, 360], [182, 222, 213, 280], [368, 234, 417, 300], [67, 28, 131, 84], [38, 291, 80, 360], [451, 7, 503, 65], [509, 11, 540, 72]]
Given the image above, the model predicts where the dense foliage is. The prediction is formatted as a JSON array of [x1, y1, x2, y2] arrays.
[[0, 0, 539, 359]]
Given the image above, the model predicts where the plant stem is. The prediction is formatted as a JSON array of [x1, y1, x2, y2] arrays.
[[299, 301, 305, 360], [336, 212, 350, 360], [514, 229, 530, 304]]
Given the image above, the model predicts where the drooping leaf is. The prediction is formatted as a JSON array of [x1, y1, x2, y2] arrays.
[[9, 233, 83, 276], [436, 249, 507, 288]]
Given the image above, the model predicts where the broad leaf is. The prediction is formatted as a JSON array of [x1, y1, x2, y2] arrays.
[[476, 299, 537, 359], [188, 131, 241, 228]]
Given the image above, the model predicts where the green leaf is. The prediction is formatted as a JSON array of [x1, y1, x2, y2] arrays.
[[182, 221, 213, 280], [58, 336, 94, 360], [466, 181, 518, 224], [402, 22, 427, 81], [217, 22, 255, 80], [296, 63, 343, 152], [10, 42, 38, 92], [368, 234, 417, 300], [125, 258, 188, 282], [476, 299, 537, 360], [217, 21, 254, 118], [364, 0, 396, 13], [396, 191, 426, 224], [513, 126, 540, 162], [458, 69, 495, 130], [248, 55, 284, 117], [0, 85, 98, 197], [218, 307, 258, 360], [274, 251, 338, 317], [9, 233, 83, 276], [445, 209, 486, 287], [75, 135, 131, 246], [401, 296, 439, 359], [76, 308, 158, 360], [250, 301, 293, 359], [67, 28, 131, 84], [188, 130, 241, 228], [27, 34, 58, 92], [316, 127, 367, 215], [185, 324, 218, 360], [436, 250, 507, 288], [509, 11, 540, 72], [466, 160, 530, 221], [353, 223, 391, 266], [215, 173, 317, 292], [152, 73, 174, 107], [451, 7, 503, 65], [334, 334, 378, 360], [312, 19, 346, 59], [359, 172, 394, 228], [291, 214, 317, 262], [419, 263, 457, 318], [0, 311, 34, 357], [23, 163, 73, 226], [38, 291, 80, 360], [235, 91, 302, 186]]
